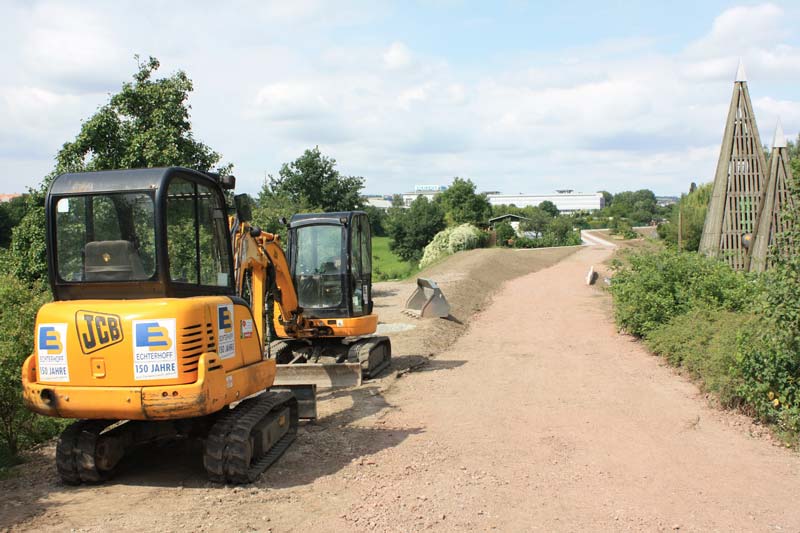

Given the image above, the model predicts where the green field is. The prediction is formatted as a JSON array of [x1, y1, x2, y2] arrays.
[[372, 236, 419, 281]]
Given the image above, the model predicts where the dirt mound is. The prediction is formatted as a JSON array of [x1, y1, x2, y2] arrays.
[[374, 246, 580, 374]]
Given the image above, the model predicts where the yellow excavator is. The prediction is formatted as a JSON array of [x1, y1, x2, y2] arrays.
[[21, 166, 389, 484], [231, 201, 391, 398]]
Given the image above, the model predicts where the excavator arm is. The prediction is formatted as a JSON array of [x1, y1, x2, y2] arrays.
[[230, 219, 312, 342]]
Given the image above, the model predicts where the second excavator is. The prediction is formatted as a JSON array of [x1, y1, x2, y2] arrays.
[[231, 203, 392, 391]]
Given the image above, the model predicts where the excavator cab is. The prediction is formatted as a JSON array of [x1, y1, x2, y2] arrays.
[[288, 212, 373, 320], [268, 211, 391, 385], [46, 167, 235, 301]]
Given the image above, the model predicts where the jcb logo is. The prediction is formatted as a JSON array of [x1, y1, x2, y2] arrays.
[[135, 322, 174, 352], [76, 311, 123, 354], [218, 306, 233, 332], [39, 326, 64, 354]]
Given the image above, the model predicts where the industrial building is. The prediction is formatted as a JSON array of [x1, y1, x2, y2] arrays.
[[487, 191, 604, 213], [400, 184, 448, 206]]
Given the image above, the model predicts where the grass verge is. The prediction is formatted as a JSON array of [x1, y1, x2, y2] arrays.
[[372, 236, 419, 281]]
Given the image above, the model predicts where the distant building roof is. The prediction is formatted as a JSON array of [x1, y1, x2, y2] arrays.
[[0, 193, 22, 203], [487, 192, 604, 212], [488, 214, 529, 224], [364, 197, 393, 209]]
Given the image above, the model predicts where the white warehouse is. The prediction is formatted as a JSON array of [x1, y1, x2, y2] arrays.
[[487, 191, 604, 213]]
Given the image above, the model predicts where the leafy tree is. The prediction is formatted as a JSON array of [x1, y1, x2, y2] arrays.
[[363, 205, 387, 237], [264, 147, 364, 213], [658, 183, 712, 251], [494, 221, 516, 246], [436, 177, 491, 226], [548, 216, 575, 243], [538, 200, 559, 218], [520, 207, 551, 235], [253, 189, 310, 242], [0, 196, 27, 248], [604, 189, 659, 226], [56, 56, 224, 175], [7, 196, 47, 283], [599, 190, 613, 207], [387, 196, 445, 262], [9, 56, 228, 283]]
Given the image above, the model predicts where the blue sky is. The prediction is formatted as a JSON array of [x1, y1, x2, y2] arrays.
[[1, 1, 799, 197]]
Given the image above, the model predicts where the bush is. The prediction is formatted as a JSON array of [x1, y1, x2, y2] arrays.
[[494, 221, 516, 247], [608, 218, 638, 239], [419, 224, 483, 269], [659, 182, 712, 251], [610, 248, 754, 337], [0, 274, 60, 464], [733, 216, 800, 436], [645, 308, 753, 408]]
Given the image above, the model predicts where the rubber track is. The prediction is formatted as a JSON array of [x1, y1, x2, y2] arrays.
[[203, 397, 261, 483], [204, 391, 298, 484], [350, 337, 392, 379], [55, 419, 114, 485]]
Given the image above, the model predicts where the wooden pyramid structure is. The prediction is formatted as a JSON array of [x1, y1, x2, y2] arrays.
[[699, 61, 769, 271], [750, 120, 796, 272]]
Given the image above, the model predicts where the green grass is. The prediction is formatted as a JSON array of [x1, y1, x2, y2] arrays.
[[372, 236, 419, 281]]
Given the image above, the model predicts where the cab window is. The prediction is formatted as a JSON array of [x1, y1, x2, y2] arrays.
[[55, 193, 156, 282], [166, 177, 231, 287]]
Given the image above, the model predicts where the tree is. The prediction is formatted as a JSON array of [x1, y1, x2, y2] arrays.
[[548, 216, 575, 244], [264, 147, 364, 213], [387, 196, 445, 262], [495, 221, 516, 246], [658, 183, 712, 251], [538, 200, 559, 218], [9, 56, 228, 283], [436, 177, 492, 226], [253, 189, 310, 242], [363, 205, 388, 237], [0, 196, 27, 248], [519, 207, 551, 235], [599, 190, 613, 207], [604, 189, 659, 226], [57, 57, 224, 175]]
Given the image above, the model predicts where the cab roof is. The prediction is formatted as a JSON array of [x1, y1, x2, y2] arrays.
[[289, 211, 366, 228], [49, 167, 217, 195]]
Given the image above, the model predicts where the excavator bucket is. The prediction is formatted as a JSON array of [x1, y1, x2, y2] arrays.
[[403, 278, 450, 319]]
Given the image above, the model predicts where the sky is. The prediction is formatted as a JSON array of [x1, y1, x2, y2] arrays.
[[1, 1, 799, 197]]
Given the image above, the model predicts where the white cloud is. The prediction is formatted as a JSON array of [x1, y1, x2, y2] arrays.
[[0, 1, 798, 197], [253, 82, 333, 121], [21, 2, 129, 92], [383, 41, 413, 70], [687, 3, 785, 57]]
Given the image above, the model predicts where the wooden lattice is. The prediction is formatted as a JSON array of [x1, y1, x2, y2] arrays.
[[750, 122, 796, 272], [699, 64, 769, 271]]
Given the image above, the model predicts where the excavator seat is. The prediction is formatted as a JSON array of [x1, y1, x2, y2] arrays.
[[84, 240, 146, 281]]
